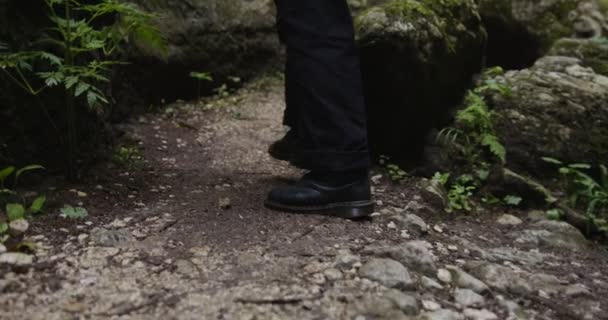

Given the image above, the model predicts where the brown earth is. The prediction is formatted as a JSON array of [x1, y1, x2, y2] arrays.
[[1, 75, 607, 320]]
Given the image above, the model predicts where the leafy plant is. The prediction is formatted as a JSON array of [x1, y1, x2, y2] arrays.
[[190, 71, 213, 99], [0, 0, 166, 179], [437, 70, 508, 166], [112, 145, 143, 168], [433, 172, 476, 213], [0, 165, 47, 242], [543, 157, 608, 233], [60, 205, 88, 219], [379, 156, 408, 183]]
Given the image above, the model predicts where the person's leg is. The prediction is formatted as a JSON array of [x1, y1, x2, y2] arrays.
[[279, 0, 371, 171], [266, 0, 373, 219]]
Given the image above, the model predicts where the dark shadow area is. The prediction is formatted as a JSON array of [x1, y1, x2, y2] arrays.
[[483, 17, 544, 70]]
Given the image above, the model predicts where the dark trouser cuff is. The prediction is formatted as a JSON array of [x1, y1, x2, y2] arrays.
[[299, 149, 371, 172]]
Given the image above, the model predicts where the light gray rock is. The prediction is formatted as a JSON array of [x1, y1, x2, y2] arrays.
[[350, 296, 410, 320], [387, 213, 429, 235], [463, 308, 498, 320], [446, 266, 489, 294], [323, 268, 343, 281], [453, 289, 485, 308], [496, 214, 523, 226], [90, 228, 135, 248], [484, 55, 608, 174], [437, 268, 453, 284], [383, 289, 419, 316], [466, 262, 570, 296], [421, 276, 445, 290], [176, 259, 199, 277], [8, 219, 29, 236], [0, 252, 33, 266], [419, 309, 465, 320], [334, 251, 361, 269], [360, 258, 414, 289], [0, 244, 6, 254], [364, 241, 436, 275], [514, 220, 588, 250], [79, 247, 120, 269]]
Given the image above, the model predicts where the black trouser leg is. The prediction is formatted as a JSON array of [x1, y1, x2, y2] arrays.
[[275, 0, 371, 172]]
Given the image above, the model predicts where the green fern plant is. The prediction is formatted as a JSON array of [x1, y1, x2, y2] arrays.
[[543, 158, 608, 234], [0, 0, 166, 179]]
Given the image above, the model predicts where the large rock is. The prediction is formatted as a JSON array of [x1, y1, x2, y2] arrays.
[[549, 37, 608, 76], [478, 0, 608, 68], [120, 0, 280, 103], [484, 55, 608, 174], [355, 0, 487, 165]]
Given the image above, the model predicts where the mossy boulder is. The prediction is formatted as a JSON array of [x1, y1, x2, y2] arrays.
[[477, 0, 608, 69], [355, 0, 487, 166], [549, 38, 608, 76], [483, 56, 608, 174], [121, 0, 280, 103]]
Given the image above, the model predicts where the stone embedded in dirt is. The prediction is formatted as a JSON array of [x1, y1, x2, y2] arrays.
[[0, 244, 6, 254], [359, 258, 415, 290], [219, 197, 232, 210], [363, 241, 436, 276], [422, 300, 442, 311], [334, 251, 361, 269], [514, 220, 588, 250], [437, 268, 453, 284], [90, 228, 135, 248], [496, 214, 523, 226], [383, 289, 419, 316], [176, 259, 199, 277], [454, 288, 485, 308], [387, 213, 429, 235], [79, 247, 120, 269], [465, 261, 575, 297], [446, 266, 490, 294], [421, 276, 445, 290], [463, 308, 498, 320], [323, 268, 343, 281], [565, 283, 591, 297], [419, 308, 465, 320], [0, 252, 33, 266], [527, 210, 547, 222], [350, 296, 411, 320], [107, 218, 128, 229], [8, 219, 29, 236]]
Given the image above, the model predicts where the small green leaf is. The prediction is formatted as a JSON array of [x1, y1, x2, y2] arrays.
[[60, 205, 88, 219], [503, 195, 523, 206], [15, 165, 44, 181], [568, 163, 591, 170], [546, 209, 562, 220], [6, 203, 25, 221], [542, 157, 563, 165], [75, 82, 90, 97], [30, 196, 46, 214], [0, 223, 8, 234], [0, 166, 15, 183]]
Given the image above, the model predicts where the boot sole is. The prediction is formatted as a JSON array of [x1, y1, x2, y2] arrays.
[[268, 148, 306, 169], [264, 200, 374, 219]]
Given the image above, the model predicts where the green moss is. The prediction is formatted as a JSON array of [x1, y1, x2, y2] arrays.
[[367, 0, 480, 51], [550, 38, 608, 76]]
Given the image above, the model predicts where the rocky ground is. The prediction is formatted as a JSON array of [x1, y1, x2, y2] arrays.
[[1, 77, 607, 320]]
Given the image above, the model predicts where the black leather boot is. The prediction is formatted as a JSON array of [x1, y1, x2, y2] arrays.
[[264, 171, 374, 219], [268, 131, 306, 168]]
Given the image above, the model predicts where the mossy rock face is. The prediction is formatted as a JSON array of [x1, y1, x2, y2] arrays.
[[478, 0, 608, 69], [120, 0, 280, 103], [549, 38, 608, 76], [484, 56, 608, 175], [356, 0, 487, 166]]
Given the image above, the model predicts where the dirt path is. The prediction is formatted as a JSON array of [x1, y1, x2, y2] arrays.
[[1, 76, 607, 320]]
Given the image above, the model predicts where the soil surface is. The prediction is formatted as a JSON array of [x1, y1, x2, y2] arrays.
[[1, 76, 607, 320]]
